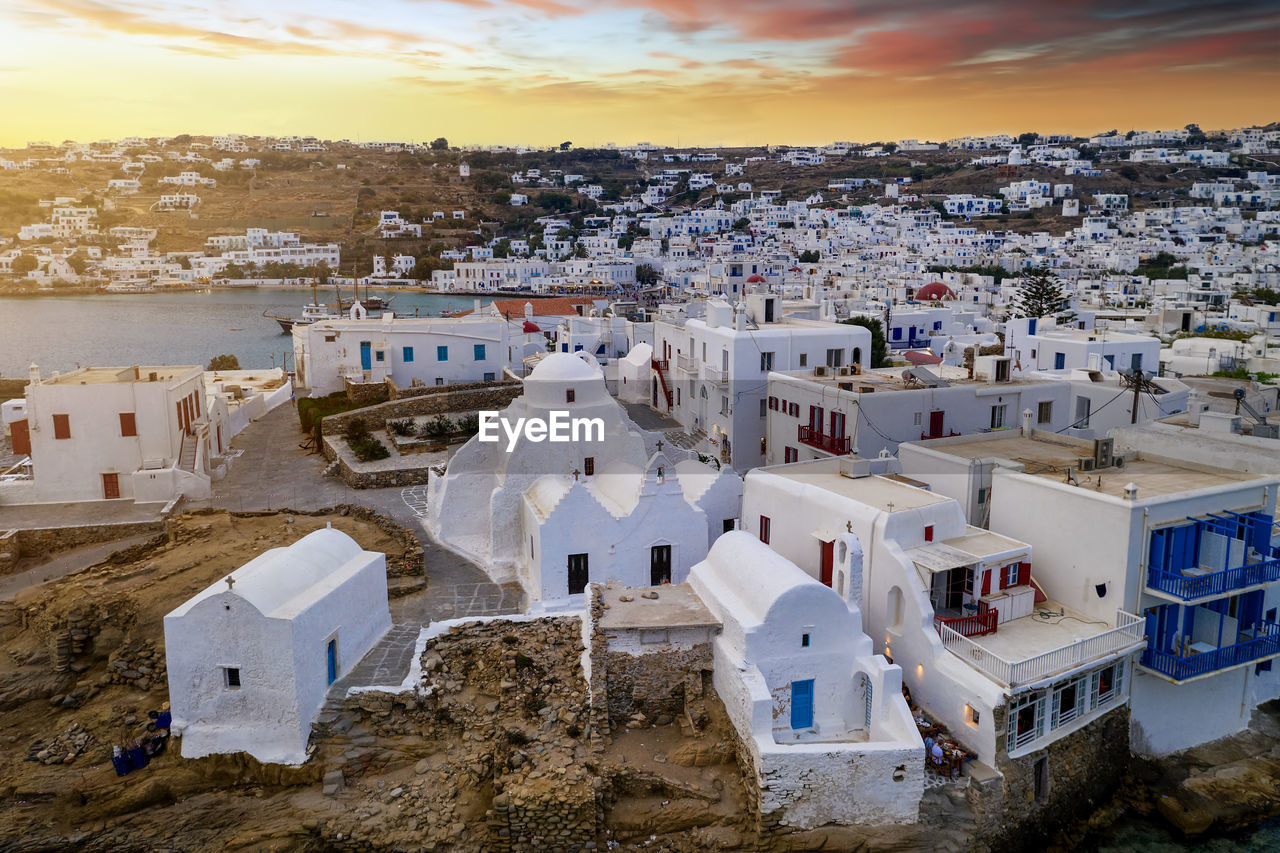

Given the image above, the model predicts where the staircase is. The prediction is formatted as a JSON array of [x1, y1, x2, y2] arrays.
[[651, 358, 674, 409], [177, 435, 197, 472]]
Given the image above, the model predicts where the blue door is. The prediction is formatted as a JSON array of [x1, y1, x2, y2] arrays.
[[790, 679, 814, 729], [326, 639, 337, 685], [359, 341, 372, 370]]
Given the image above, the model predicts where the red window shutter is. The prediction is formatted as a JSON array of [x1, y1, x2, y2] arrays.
[[1017, 562, 1031, 587], [924, 525, 934, 542], [760, 515, 771, 544], [52, 414, 70, 440], [981, 569, 992, 596], [119, 412, 137, 437]]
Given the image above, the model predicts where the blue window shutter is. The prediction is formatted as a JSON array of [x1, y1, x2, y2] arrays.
[[1149, 529, 1167, 572], [437, 345, 448, 361], [403, 347, 414, 363]]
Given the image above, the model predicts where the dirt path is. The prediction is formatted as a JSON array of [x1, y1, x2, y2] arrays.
[[0, 535, 155, 602]]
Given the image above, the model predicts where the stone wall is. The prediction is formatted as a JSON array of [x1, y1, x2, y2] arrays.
[[388, 377, 518, 401], [602, 644, 712, 728], [320, 436, 437, 490], [321, 381, 522, 436], [343, 378, 390, 406], [977, 703, 1132, 851], [309, 615, 603, 853], [9, 519, 168, 563], [0, 529, 18, 573]]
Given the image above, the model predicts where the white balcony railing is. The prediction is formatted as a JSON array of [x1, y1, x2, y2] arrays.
[[704, 365, 728, 384], [675, 354, 696, 372], [939, 609, 1146, 688]]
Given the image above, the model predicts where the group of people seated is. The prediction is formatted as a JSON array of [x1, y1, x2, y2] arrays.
[[110, 703, 171, 777]]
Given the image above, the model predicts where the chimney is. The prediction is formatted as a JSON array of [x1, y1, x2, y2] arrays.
[[1021, 408, 1034, 437], [1123, 482, 1138, 501], [28, 363, 40, 386]]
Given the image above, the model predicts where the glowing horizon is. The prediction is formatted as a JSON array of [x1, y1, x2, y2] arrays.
[[1, 0, 1277, 149]]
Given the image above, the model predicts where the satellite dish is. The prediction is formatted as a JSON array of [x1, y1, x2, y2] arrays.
[[1234, 387, 1246, 401]]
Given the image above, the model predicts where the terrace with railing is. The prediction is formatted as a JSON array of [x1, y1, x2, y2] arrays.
[[703, 364, 728, 384], [934, 609, 998, 638], [1147, 513, 1278, 602], [1141, 621, 1280, 681], [1148, 555, 1280, 601], [939, 607, 1146, 688], [797, 425, 852, 455]]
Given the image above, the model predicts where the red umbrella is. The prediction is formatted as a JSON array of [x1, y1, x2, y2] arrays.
[[904, 350, 944, 365]]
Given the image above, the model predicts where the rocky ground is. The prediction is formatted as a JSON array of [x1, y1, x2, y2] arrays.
[[0, 509, 417, 852]]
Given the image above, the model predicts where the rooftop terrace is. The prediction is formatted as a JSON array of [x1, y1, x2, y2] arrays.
[[39, 365, 200, 386], [765, 457, 949, 512], [925, 432, 1263, 500]]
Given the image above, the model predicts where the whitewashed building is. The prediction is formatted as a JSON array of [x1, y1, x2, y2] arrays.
[[293, 314, 538, 396], [164, 527, 391, 765], [897, 430, 1280, 756], [427, 352, 742, 607], [651, 296, 871, 470], [688, 532, 924, 827], [1, 365, 221, 505]]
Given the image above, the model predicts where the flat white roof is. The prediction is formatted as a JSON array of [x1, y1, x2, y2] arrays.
[[763, 457, 949, 512]]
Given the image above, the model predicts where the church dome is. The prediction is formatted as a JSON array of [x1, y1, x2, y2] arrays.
[[527, 352, 601, 382]]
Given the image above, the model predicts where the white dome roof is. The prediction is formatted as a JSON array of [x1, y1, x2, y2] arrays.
[[528, 352, 601, 382]]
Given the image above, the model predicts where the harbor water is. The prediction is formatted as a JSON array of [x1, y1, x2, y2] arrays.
[[0, 289, 499, 377]]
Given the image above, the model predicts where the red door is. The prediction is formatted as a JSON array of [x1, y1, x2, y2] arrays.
[[928, 411, 945, 437], [819, 540, 834, 587], [10, 419, 30, 456], [102, 473, 120, 499]]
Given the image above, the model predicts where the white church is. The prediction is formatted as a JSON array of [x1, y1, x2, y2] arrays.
[[426, 352, 743, 607], [163, 527, 392, 765], [689, 532, 925, 827]]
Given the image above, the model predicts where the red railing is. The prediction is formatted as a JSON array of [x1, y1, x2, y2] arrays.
[[935, 609, 998, 638], [651, 358, 673, 409], [797, 425, 851, 454], [921, 429, 961, 441]]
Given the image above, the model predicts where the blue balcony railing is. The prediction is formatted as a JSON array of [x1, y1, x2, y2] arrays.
[[1141, 621, 1280, 680], [1147, 557, 1280, 601]]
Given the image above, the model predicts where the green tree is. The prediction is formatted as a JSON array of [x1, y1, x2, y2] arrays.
[[11, 254, 37, 275], [798, 249, 820, 263], [840, 317, 890, 368], [430, 137, 449, 150], [208, 354, 240, 371], [1008, 268, 1074, 322], [559, 141, 572, 151], [635, 263, 659, 286], [413, 255, 445, 279]]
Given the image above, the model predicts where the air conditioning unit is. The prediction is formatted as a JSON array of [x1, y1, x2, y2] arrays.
[[814, 365, 829, 377], [838, 365, 856, 376], [1094, 437, 1114, 469], [1077, 457, 1096, 472]]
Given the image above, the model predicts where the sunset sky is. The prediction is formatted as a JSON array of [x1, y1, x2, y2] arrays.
[[1, 0, 1277, 148]]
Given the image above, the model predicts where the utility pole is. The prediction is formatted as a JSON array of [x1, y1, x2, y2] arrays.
[[1131, 372, 1141, 424]]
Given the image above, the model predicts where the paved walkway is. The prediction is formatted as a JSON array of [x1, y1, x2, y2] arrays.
[[0, 534, 154, 601], [621, 401, 684, 431], [0, 499, 166, 530]]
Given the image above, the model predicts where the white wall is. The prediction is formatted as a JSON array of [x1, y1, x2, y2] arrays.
[[164, 549, 391, 765]]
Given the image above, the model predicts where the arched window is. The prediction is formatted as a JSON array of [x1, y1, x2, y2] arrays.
[[888, 586, 904, 632]]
